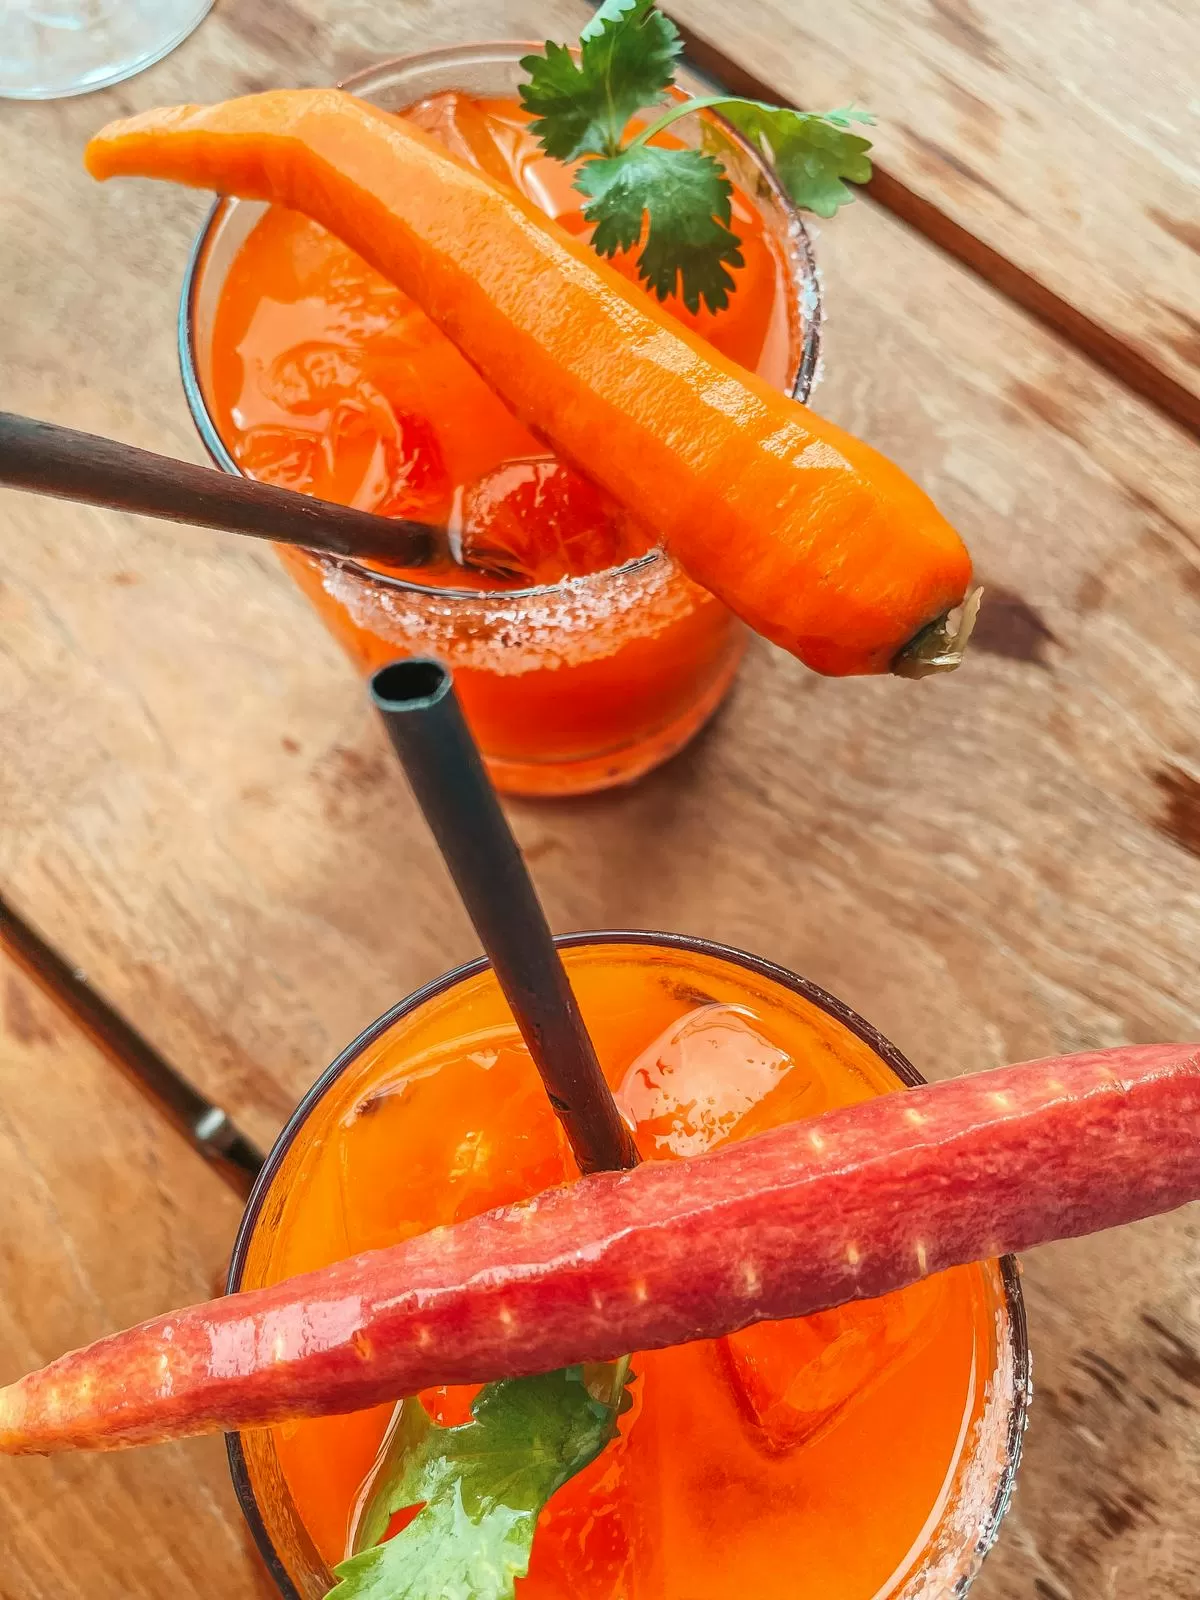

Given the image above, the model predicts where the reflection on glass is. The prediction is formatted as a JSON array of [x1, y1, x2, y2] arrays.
[[0, 0, 211, 100]]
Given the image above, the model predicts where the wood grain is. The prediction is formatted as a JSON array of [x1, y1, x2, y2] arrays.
[[665, 0, 1200, 429], [0, 953, 258, 1598], [976, 1213, 1200, 1600], [0, 0, 1199, 1593]]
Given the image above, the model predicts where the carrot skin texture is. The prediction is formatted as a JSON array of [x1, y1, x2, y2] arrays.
[[3, 1043, 1199, 1455], [84, 91, 973, 677]]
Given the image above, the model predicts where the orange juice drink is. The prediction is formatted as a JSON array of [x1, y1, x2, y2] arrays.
[[230, 933, 1027, 1599], [180, 46, 821, 796]]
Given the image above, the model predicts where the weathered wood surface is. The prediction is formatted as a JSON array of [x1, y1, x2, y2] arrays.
[[0, 953, 259, 1597], [668, 0, 1200, 429], [1, 1, 1199, 1594], [978, 1214, 1200, 1600]]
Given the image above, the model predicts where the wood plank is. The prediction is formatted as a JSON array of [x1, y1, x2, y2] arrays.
[[1, 2, 1200, 1591], [0, 893, 264, 1193], [0, 953, 258, 1598], [665, 0, 1200, 431], [975, 1212, 1200, 1600]]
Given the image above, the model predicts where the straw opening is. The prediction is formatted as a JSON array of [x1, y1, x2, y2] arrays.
[[370, 657, 452, 711]]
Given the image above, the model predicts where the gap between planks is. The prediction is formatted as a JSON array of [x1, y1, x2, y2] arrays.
[[668, 12, 1200, 443], [0, 892, 265, 1200]]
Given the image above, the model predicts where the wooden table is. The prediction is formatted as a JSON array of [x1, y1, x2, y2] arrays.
[[1, 1, 1198, 1594]]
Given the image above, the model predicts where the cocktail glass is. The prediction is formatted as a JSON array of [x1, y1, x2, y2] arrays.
[[0, 0, 211, 100], [227, 931, 1029, 1600], [179, 44, 822, 797]]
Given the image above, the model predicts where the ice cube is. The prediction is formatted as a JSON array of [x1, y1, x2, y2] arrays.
[[263, 339, 363, 415], [318, 388, 447, 520], [403, 90, 515, 186], [458, 457, 650, 584], [720, 1276, 949, 1454], [617, 1005, 797, 1159], [238, 425, 321, 491]]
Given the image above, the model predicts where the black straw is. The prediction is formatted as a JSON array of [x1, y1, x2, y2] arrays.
[[370, 658, 640, 1177], [0, 411, 438, 568]]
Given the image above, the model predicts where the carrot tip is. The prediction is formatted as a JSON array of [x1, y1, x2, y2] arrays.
[[891, 586, 982, 679]]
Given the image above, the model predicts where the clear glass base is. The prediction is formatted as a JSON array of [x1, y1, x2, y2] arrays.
[[0, 0, 212, 100]]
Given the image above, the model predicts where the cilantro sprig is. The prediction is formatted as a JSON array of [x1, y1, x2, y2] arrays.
[[330, 1363, 633, 1600], [519, 0, 874, 313]]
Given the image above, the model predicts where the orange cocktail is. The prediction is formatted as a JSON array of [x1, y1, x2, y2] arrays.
[[180, 46, 820, 796], [229, 934, 1027, 1599]]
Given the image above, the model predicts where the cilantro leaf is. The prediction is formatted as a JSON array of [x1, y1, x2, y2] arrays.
[[577, 144, 743, 314], [330, 1365, 632, 1600], [715, 102, 874, 218], [517, 3, 874, 309], [518, 0, 682, 160]]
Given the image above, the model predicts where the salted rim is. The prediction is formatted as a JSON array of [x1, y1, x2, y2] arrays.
[[177, 41, 823, 605], [225, 929, 1029, 1600]]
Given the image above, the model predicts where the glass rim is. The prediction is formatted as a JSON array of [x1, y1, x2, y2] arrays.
[[177, 38, 823, 605], [225, 927, 1029, 1600]]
